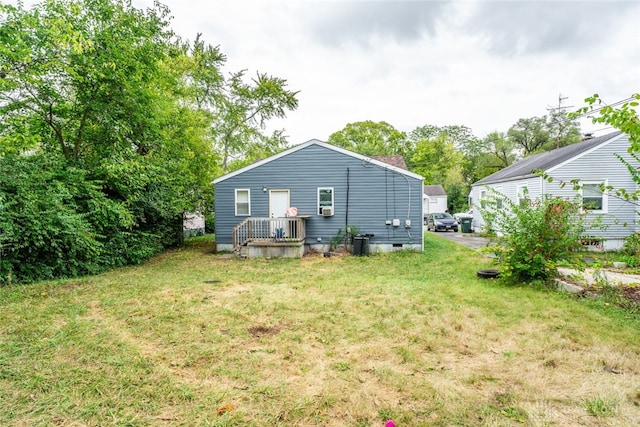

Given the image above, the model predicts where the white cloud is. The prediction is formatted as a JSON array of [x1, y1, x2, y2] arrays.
[[7, 0, 640, 143]]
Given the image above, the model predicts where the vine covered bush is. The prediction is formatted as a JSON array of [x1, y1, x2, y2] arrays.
[[483, 192, 587, 284]]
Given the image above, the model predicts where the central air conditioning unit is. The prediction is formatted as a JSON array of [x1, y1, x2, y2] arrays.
[[321, 207, 334, 217]]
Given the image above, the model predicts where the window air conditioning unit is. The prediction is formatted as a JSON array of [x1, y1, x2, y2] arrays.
[[321, 207, 333, 217]]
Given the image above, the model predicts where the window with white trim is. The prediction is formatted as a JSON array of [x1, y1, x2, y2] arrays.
[[318, 187, 334, 215], [494, 186, 503, 209], [479, 189, 487, 209], [582, 182, 607, 212], [235, 189, 250, 216], [516, 184, 529, 207]]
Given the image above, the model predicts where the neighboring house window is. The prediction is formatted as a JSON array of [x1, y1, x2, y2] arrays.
[[235, 189, 251, 216], [479, 189, 487, 209], [494, 186, 503, 210], [582, 182, 607, 212], [318, 187, 334, 215], [517, 184, 529, 207]]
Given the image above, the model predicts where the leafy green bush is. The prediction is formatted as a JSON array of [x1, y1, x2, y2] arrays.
[[483, 192, 587, 284], [622, 233, 640, 257], [0, 154, 184, 284], [1, 155, 103, 282]]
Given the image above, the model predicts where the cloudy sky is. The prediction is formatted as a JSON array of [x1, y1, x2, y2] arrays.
[[13, 0, 640, 143]]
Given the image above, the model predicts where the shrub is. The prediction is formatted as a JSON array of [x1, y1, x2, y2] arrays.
[[483, 192, 587, 284], [622, 233, 640, 258], [0, 154, 184, 284]]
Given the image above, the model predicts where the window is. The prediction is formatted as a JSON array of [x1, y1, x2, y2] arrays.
[[494, 186, 503, 210], [582, 182, 606, 212], [235, 189, 250, 216], [318, 187, 334, 215], [516, 184, 528, 207], [479, 189, 487, 208]]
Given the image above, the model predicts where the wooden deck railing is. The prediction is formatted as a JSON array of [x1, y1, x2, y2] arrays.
[[233, 217, 306, 251]]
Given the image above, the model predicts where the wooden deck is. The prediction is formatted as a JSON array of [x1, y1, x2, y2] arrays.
[[233, 217, 307, 257]]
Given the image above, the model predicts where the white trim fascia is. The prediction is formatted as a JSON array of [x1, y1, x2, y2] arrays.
[[213, 139, 424, 184], [472, 176, 533, 190], [546, 133, 626, 175]]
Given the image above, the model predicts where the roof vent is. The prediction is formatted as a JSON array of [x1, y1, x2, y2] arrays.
[[582, 133, 594, 140]]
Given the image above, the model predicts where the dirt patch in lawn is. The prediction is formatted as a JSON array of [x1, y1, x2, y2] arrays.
[[247, 324, 282, 338]]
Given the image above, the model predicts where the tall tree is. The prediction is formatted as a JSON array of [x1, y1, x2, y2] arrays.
[[410, 124, 477, 151], [411, 134, 464, 185], [459, 131, 515, 186], [484, 131, 517, 169], [507, 116, 550, 156], [213, 70, 299, 173], [0, 0, 178, 163], [327, 120, 409, 158], [408, 124, 481, 212], [545, 110, 582, 150], [0, 0, 220, 282], [184, 34, 226, 111]]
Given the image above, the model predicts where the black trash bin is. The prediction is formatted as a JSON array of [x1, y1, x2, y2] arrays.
[[460, 217, 472, 233], [352, 236, 370, 256]]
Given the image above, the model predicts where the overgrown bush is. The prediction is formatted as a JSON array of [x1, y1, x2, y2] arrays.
[[0, 154, 184, 284], [483, 193, 587, 284], [622, 233, 640, 258]]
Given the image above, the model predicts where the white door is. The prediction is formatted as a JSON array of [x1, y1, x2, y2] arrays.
[[269, 190, 290, 238]]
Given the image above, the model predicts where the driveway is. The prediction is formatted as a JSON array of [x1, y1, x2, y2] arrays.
[[429, 230, 491, 250]]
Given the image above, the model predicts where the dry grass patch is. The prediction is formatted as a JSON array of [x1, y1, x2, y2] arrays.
[[1, 234, 640, 426]]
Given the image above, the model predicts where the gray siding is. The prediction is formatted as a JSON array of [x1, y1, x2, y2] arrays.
[[543, 134, 638, 240], [472, 176, 541, 230], [471, 134, 639, 245], [214, 144, 423, 247]]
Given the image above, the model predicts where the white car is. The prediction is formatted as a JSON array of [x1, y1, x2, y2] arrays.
[[453, 209, 473, 222]]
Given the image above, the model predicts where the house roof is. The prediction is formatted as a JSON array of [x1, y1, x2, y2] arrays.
[[373, 155, 408, 170], [423, 184, 446, 197], [213, 139, 424, 184], [475, 131, 623, 185]]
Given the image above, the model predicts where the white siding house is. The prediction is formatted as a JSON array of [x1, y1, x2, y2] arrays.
[[471, 132, 639, 250], [422, 184, 448, 221]]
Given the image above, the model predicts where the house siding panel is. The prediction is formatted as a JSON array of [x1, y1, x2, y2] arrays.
[[473, 176, 541, 231], [544, 134, 638, 241], [471, 134, 638, 247], [214, 144, 423, 250]]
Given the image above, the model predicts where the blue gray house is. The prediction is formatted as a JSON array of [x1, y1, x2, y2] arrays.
[[213, 139, 424, 257], [471, 131, 638, 250]]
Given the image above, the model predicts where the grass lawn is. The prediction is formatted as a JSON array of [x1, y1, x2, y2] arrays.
[[1, 233, 639, 426]]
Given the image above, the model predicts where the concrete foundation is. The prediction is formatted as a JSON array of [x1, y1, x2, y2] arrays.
[[247, 241, 305, 258]]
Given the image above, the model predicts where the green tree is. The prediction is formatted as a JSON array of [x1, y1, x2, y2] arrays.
[[0, 0, 219, 282], [408, 124, 482, 212], [411, 133, 463, 185], [507, 116, 550, 156], [545, 110, 582, 150], [0, 0, 179, 163], [214, 70, 299, 173], [410, 124, 477, 151], [184, 33, 226, 110], [327, 120, 409, 158], [573, 93, 640, 149]]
